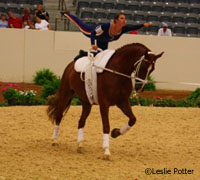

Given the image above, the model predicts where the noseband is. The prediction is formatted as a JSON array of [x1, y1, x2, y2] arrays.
[[133, 52, 154, 91]]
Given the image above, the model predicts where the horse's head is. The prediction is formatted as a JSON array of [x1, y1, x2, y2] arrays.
[[134, 51, 164, 92]]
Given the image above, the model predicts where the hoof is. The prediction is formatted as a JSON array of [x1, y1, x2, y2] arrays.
[[77, 142, 84, 153], [77, 147, 83, 153], [52, 139, 59, 146], [111, 128, 120, 138], [103, 148, 111, 160], [52, 143, 59, 147], [103, 154, 110, 161]]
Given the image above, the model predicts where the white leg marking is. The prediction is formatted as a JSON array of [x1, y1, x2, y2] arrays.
[[119, 123, 131, 135], [103, 134, 109, 149], [52, 125, 59, 139], [77, 128, 84, 143], [77, 128, 84, 153]]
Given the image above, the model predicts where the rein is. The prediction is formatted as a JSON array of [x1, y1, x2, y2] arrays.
[[93, 55, 149, 84]]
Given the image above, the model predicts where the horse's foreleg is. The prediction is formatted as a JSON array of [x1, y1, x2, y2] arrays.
[[112, 101, 136, 138], [77, 102, 92, 153], [99, 105, 111, 160]]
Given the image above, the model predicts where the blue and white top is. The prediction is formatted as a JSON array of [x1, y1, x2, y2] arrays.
[[91, 22, 143, 49]]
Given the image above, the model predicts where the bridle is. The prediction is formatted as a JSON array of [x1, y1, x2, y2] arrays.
[[133, 51, 155, 91]]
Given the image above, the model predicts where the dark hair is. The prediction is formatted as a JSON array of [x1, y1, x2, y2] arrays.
[[114, 13, 125, 23], [1, 13, 6, 17]]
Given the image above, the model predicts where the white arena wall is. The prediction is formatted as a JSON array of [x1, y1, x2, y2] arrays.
[[0, 28, 199, 90]]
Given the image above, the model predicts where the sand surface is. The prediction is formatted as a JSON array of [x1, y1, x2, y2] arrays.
[[0, 106, 200, 180]]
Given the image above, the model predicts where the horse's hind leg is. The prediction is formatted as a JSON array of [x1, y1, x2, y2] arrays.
[[49, 89, 73, 145], [77, 102, 92, 153], [47, 62, 74, 146], [111, 100, 136, 138]]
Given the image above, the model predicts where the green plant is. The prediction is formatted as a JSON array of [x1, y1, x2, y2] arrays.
[[129, 94, 200, 108], [33, 69, 57, 86], [129, 96, 139, 106], [41, 78, 61, 99], [185, 88, 200, 107], [33, 97, 47, 105], [2, 88, 46, 106], [17, 90, 36, 105], [195, 97, 200, 107], [187, 88, 200, 101], [175, 99, 195, 107], [153, 98, 176, 107], [2, 88, 19, 105], [143, 75, 156, 91], [0, 102, 6, 107], [138, 97, 154, 106], [71, 94, 82, 105]]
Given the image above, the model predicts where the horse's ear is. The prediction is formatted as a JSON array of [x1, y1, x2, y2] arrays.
[[156, 51, 164, 59]]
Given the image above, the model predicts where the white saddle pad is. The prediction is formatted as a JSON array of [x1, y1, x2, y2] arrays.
[[74, 49, 115, 73], [74, 49, 115, 105]]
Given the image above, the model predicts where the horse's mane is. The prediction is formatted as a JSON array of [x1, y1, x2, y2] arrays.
[[116, 43, 151, 53]]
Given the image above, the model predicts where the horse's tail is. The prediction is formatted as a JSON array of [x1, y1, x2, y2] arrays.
[[47, 62, 74, 125]]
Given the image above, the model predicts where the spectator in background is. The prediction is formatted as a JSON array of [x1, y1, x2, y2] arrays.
[[24, 19, 34, 29], [34, 4, 49, 22], [0, 13, 8, 28], [8, 11, 24, 28], [35, 16, 51, 30], [22, 8, 31, 22], [158, 22, 172, 36]]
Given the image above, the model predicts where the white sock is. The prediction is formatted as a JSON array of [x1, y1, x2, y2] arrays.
[[103, 134, 109, 149], [77, 128, 84, 143], [52, 125, 59, 139], [120, 123, 131, 135]]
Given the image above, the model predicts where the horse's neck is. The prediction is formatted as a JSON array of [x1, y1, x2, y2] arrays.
[[110, 48, 145, 75]]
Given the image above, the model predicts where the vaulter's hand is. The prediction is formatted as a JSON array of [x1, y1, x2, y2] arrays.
[[91, 45, 98, 51], [143, 22, 152, 27]]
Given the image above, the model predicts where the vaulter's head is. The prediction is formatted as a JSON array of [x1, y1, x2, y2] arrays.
[[114, 13, 126, 27]]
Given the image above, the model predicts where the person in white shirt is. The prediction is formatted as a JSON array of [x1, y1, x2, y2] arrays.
[[158, 22, 172, 36], [24, 19, 34, 29], [35, 16, 51, 30]]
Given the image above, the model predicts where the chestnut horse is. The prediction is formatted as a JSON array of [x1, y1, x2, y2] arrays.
[[47, 43, 164, 159]]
